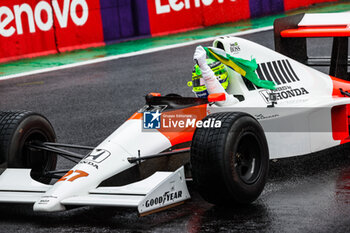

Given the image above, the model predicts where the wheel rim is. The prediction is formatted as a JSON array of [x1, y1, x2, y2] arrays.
[[20, 129, 55, 182], [234, 132, 262, 184]]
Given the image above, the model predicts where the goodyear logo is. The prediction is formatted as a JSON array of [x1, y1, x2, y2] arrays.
[[145, 191, 183, 208]]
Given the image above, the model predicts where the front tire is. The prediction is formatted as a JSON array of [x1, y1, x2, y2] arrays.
[[0, 111, 57, 183], [190, 112, 269, 205]]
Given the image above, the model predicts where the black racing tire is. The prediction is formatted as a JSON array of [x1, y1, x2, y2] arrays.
[[0, 111, 57, 183], [190, 112, 269, 205]]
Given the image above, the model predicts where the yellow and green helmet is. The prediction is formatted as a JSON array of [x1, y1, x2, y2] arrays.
[[187, 59, 229, 98]]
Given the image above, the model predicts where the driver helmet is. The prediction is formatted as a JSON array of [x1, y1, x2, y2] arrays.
[[187, 59, 229, 98]]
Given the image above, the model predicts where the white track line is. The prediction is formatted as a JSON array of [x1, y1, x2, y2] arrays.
[[0, 26, 273, 81]]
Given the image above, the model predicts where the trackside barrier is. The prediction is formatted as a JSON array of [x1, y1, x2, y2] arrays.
[[249, 0, 284, 17], [99, 0, 150, 43], [0, 0, 105, 62], [284, 0, 337, 11], [0, 0, 58, 63], [146, 0, 251, 36], [54, 0, 104, 52], [0, 0, 341, 63]]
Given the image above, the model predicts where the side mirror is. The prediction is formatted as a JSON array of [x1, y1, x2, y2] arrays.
[[208, 93, 226, 102]]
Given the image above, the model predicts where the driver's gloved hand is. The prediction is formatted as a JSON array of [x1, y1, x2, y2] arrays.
[[193, 46, 213, 79], [193, 46, 207, 68], [193, 45, 239, 106]]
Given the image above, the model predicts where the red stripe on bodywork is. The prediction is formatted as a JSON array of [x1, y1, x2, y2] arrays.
[[331, 76, 350, 144], [127, 105, 208, 146], [128, 112, 143, 120], [331, 76, 350, 97], [331, 105, 348, 140], [281, 26, 350, 38], [158, 105, 208, 146]]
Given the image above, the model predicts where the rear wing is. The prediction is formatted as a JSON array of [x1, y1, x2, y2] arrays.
[[274, 13, 350, 80]]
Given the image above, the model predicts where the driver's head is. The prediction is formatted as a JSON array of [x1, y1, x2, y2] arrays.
[[188, 59, 229, 98]]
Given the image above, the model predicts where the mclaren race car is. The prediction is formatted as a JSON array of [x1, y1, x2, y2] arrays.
[[1, 13, 350, 216]]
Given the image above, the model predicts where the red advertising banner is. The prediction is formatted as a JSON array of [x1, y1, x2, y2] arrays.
[[284, 0, 337, 11], [53, 0, 104, 52], [147, 0, 202, 36], [0, 0, 57, 62], [147, 0, 250, 36], [202, 0, 250, 26], [0, 0, 104, 62]]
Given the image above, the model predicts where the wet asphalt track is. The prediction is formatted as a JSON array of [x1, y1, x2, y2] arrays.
[[1, 30, 350, 232]]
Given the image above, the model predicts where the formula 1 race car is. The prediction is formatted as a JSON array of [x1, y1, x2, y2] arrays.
[[1, 13, 350, 216]]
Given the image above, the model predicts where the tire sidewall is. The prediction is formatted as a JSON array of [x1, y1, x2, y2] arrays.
[[7, 114, 56, 170], [221, 115, 269, 203]]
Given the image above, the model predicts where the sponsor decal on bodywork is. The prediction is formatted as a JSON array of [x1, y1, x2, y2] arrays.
[[79, 160, 99, 169], [144, 190, 183, 208], [84, 149, 111, 163], [37, 195, 58, 205], [230, 42, 240, 54], [259, 86, 309, 103], [79, 149, 111, 169], [254, 114, 280, 120]]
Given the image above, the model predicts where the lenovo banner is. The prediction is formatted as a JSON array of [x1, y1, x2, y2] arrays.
[[0, 0, 104, 62], [52, 0, 104, 52], [147, 0, 250, 36]]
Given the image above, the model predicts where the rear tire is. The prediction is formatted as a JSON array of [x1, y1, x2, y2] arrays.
[[0, 111, 57, 183], [190, 112, 269, 205]]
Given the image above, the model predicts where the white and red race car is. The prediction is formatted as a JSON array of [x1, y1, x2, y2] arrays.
[[0, 13, 350, 216]]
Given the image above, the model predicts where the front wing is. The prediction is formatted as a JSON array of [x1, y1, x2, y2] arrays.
[[0, 167, 190, 215]]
